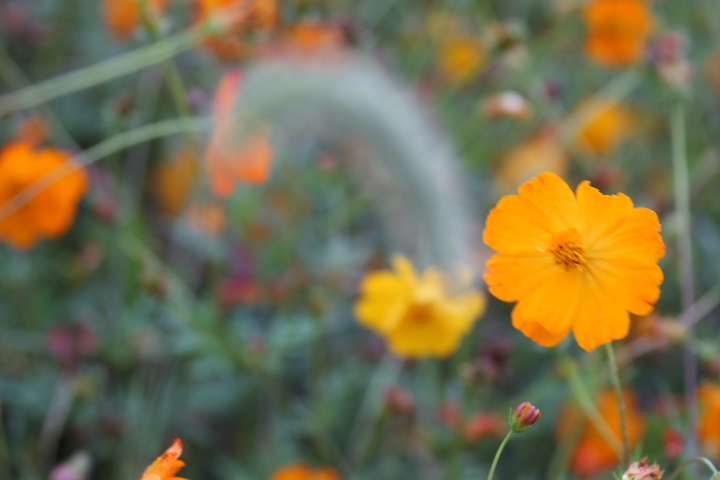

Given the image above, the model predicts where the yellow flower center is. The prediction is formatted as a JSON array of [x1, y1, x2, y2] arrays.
[[549, 228, 586, 271]]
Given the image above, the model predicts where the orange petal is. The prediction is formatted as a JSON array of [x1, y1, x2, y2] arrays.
[[511, 267, 581, 338], [484, 172, 577, 255], [484, 253, 555, 302], [572, 277, 630, 351]]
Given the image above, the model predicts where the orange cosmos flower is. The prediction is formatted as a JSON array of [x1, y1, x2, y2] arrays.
[[140, 438, 188, 480], [558, 390, 646, 478], [583, 0, 655, 68], [355, 255, 486, 358], [269, 463, 340, 480], [0, 141, 88, 251], [483, 172, 665, 352], [699, 382, 720, 459], [206, 69, 274, 197], [197, 0, 279, 61], [103, 0, 169, 40]]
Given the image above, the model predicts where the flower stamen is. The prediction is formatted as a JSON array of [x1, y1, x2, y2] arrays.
[[549, 228, 586, 271]]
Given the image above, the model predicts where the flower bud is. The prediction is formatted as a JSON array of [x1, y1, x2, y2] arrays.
[[622, 458, 664, 480], [510, 402, 541, 433]]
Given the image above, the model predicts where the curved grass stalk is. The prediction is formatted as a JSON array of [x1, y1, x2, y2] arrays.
[[0, 117, 212, 224], [235, 57, 475, 269]]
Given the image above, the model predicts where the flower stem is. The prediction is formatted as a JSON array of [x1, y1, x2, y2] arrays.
[[557, 352, 623, 456], [671, 101, 699, 455], [666, 457, 718, 480], [605, 342, 630, 467], [0, 27, 204, 115], [487, 430, 514, 480]]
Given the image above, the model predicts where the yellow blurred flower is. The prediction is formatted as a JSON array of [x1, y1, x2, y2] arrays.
[[437, 35, 487, 85], [355, 255, 486, 358]]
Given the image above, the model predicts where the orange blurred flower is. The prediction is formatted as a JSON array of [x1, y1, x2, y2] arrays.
[[583, 0, 655, 68], [197, 0, 279, 61], [496, 128, 568, 193], [699, 382, 720, 459], [463, 412, 506, 442], [206, 69, 275, 197], [185, 202, 226, 236], [268, 463, 340, 480], [573, 99, 635, 156], [558, 390, 646, 478], [280, 20, 346, 59], [484, 172, 665, 351], [103, 0, 169, 40], [140, 438, 188, 480], [0, 141, 88, 251], [153, 145, 200, 216]]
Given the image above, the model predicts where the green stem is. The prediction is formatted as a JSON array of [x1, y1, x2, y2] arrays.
[[0, 27, 205, 115], [665, 457, 718, 480], [0, 117, 212, 223], [347, 352, 403, 476], [487, 430, 514, 480], [605, 343, 630, 467], [0, 398, 14, 480], [557, 353, 623, 457], [671, 101, 699, 454]]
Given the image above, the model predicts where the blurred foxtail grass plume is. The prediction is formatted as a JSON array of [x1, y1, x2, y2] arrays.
[[223, 55, 476, 273]]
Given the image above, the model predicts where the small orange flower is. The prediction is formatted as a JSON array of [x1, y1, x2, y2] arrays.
[[0, 141, 88, 250], [206, 69, 274, 197], [269, 463, 340, 480], [140, 438, 188, 480], [484, 172, 665, 351], [103, 0, 169, 40], [558, 390, 646, 478], [583, 0, 655, 67], [197, 0, 279, 61], [699, 382, 720, 459]]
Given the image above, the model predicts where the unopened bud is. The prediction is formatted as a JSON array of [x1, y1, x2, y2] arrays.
[[622, 458, 664, 480], [510, 402, 541, 433]]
